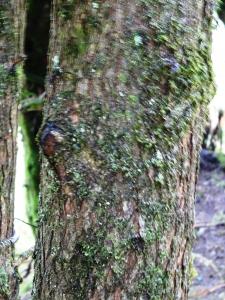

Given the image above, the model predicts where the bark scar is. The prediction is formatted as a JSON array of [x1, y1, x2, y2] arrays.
[[40, 122, 65, 157]]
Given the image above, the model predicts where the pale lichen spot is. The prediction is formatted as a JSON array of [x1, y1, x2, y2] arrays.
[[123, 201, 134, 218], [139, 215, 146, 238], [77, 79, 89, 95]]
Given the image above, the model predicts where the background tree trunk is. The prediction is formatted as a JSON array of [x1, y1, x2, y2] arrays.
[[0, 1, 25, 299], [33, 1, 214, 299]]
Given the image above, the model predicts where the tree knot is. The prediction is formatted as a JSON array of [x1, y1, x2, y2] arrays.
[[40, 122, 65, 157]]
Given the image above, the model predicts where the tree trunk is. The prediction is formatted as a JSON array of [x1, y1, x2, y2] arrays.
[[0, 1, 25, 299], [33, 1, 214, 299]]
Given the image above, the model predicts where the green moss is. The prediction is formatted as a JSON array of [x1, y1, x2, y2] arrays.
[[58, 1, 103, 64], [19, 113, 40, 231], [124, 1, 214, 152], [57, 0, 78, 20], [135, 265, 168, 299], [65, 25, 89, 58], [0, 5, 13, 39], [37, 0, 215, 298], [19, 0, 51, 232], [0, 267, 9, 297], [188, 255, 198, 283], [118, 73, 128, 84], [128, 95, 139, 104]]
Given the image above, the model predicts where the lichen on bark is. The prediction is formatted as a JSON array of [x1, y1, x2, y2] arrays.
[[33, 0, 215, 299]]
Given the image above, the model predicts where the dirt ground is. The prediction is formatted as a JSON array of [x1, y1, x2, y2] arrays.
[[189, 167, 225, 300]]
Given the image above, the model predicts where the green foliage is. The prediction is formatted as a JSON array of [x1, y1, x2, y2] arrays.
[[136, 266, 168, 299], [19, 113, 40, 232], [19, 95, 43, 112], [216, 152, 225, 168]]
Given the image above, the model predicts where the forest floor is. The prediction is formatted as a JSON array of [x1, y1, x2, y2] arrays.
[[190, 166, 225, 300]]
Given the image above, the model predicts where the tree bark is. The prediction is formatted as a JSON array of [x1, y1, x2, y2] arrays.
[[0, 1, 25, 299], [33, 0, 214, 299]]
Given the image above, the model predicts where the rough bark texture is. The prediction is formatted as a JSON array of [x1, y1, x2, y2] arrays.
[[33, 0, 215, 299], [0, 0, 25, 299]]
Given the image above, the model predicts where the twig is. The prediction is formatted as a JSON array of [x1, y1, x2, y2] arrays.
[[194, 222, 225, 228], [23, 259, 33, 278], [15, 247, 34, 267], [19, 91, 46, 112], [191, 282, 225, 298], [15, 217, 37, 228]]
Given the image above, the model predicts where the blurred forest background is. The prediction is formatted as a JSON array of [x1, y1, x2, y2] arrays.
[[189, 11, 225, 300]]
